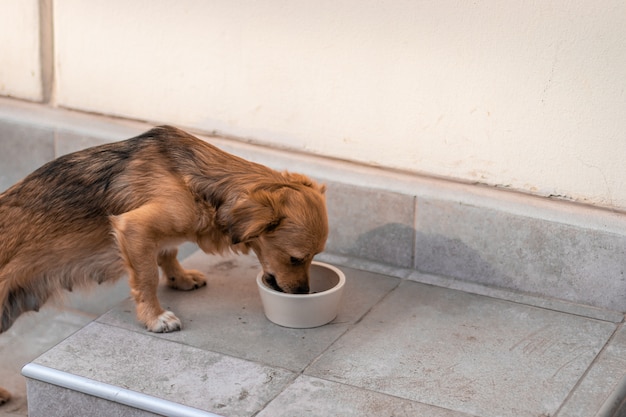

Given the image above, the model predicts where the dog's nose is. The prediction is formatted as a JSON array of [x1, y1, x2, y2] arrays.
[[294, 282, 310, 294]]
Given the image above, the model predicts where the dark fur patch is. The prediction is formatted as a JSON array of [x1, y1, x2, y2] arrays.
[[1, 286, 44, 333]]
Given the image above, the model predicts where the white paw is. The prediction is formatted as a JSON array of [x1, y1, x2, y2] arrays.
[[147, 310, 182, 333]]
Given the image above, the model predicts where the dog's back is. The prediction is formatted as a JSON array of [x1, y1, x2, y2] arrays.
[[0, 125, 265, 333], [0, 123, 329, 332]]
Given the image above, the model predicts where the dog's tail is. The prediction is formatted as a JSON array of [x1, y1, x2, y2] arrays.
[[0, 274, 49, 334]]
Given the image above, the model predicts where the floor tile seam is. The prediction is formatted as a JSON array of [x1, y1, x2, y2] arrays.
[[247, 277, 406, 415], [317, 252, 415, 279], [292, 372, 482, 417], [319, 252, 624, 323], [422, 273, 623, 324], [351, 278, 403, 328], [553, 322, 625, 417], [298, 278, 402, 380], [38, 318, 314, 417], [249, 373, 301, 417], [88, 319, 232, 360], [408, 276, 625, 325], [89, 319, 304, 378], [45, 320, 309, 416]]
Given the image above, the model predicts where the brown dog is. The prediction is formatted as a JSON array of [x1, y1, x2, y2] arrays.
[[0, 126, 328, 404]]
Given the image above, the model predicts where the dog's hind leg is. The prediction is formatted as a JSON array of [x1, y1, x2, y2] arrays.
[[0, 276, 47, 334], [0, 386, 10, 405], [158, 248, 207, 291]]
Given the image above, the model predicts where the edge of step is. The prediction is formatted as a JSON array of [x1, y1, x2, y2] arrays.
[[21, 363, 223, 417]]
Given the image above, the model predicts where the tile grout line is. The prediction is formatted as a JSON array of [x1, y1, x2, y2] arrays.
[[300, 277, 402, 374], [89, 316, 310, 382], [67, 319, 305, 417], [553, 321, 625, 417], [319, 252, 624, 324], [278, 277, 486, 417], [252, 276, 404, 416], [249, 373, 300, 417]]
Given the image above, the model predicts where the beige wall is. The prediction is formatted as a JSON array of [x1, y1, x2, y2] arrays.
[[2, 0, 626, 210], [0, 0, 42, 101]]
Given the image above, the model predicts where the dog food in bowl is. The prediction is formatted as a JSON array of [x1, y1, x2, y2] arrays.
[[256, 261, 345, 328]]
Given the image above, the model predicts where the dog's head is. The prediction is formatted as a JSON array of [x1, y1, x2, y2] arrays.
[[227, 173, 328, 294]]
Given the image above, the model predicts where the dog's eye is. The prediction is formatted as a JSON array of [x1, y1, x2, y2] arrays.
[[290, 256, 305, 266]]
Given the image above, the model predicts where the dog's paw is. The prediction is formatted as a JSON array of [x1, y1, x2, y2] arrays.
[[0, 387, 11, 405], [146, 310, 182, 333], [166, 269, 207, 291]]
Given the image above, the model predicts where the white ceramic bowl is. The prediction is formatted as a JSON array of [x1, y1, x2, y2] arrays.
[[256, 261, 346, 328]]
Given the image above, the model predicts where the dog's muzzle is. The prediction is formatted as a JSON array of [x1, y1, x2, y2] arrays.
[[262, 273, 310, 294], [263, 273, 284, 293]]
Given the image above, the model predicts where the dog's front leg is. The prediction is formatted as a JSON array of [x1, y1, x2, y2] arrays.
[[130, 254, 181, 333], [111, 206, 182, 333], [158, 248, 207, 290]]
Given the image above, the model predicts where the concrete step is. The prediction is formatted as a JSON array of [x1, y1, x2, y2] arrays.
[[0, 242, 199, 416], [20, 251, 626, 417]]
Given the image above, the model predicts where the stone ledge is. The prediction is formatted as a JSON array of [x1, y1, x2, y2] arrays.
[[1, 97, 624, 311]]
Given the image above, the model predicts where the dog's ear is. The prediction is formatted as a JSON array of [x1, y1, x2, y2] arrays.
[[281, 172, 326, 194], [228, 189, 284, 244]]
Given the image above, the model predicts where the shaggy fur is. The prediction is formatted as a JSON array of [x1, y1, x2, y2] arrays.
[[0, 126, 328, 404]]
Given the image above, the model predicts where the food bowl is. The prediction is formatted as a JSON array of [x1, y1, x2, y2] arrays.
[[256, 261, 346, 328]]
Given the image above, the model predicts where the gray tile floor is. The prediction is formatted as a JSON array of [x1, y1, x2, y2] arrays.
[[0, 282, 130, 416], [0, 242, 198, 417], [2, 250, 626, 417]]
